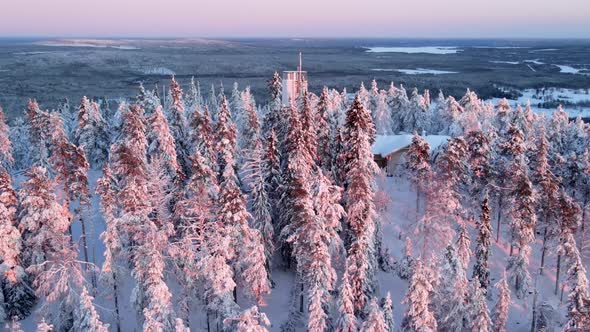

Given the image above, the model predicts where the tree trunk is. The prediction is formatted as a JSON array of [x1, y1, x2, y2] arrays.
[[530, 279, 538, 332], [113, 272, 121, 332], [539, 227, 548, 275], [206, 297, 210, 332], [555, 254, 561, 295], [496, 196, 503, 243], [509, 244, 514, 257], [560, 284, 565, 302], [299, 282, 304, 313], [580, 194, 588, 252], [416, 189, 420, 223], [79, 215, 94, 287]]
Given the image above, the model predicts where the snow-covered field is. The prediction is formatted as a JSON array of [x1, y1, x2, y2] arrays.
[[372, 68, 458, 75], [364, 46, 460, 54], [553, 65, 589, 75], [35, 40, 141, 50], [487, 87, 590, 118]]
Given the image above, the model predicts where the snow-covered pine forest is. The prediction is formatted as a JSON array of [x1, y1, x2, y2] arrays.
[[0, 75, 589, 332]]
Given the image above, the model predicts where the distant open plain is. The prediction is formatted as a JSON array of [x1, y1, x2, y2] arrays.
[[1, 38, 589, 118]]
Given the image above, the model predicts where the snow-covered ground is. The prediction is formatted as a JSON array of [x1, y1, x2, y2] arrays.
[[372, 68, 458, 75], [35, 40, 141, 50], [490, 61, 520, 65], [553, 64, 589, 75], [364, 46, 460, 54], [487, 87, 590, 118], [134, 66, 176, 76]]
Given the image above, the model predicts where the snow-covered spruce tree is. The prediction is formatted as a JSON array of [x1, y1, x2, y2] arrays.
[[0, 107, 13, 168], [230, 83, 244, 128], [492, 123, 526, 243], [173, 148, 239, 326], [467, 277, 492, 332], [172, 148, 218, 323], [505, 163, 535, 299], [215, 95, 238, 180], [405, 132, 431, 219], [28, 235, 85, 332], [374, 89, 393, 135], [189, 106, 216, 170], [472, 194, 492, 293], [0, 167, 36, 320], [316, 87, 334, 170], [381, 292, 394, 332], [239, 91, 262, 170], [49, 113, 93, 264], [300, 92, 318, 164], [277, 106, 310, 264], [465, 130, 492, 213], [74, 286, 109, 332], [75, 97, 110, 167], [0, 167, 19, 266], [342, 94, 379, 314], [55, 98, 76, 142], [223, 306, 271, 332], [25, 99, 52, 169], [147, 105, 183, 181], [564, 244, 590, 330], [131, 220, 176, 332], [398, 237, 414, 280], [264, 129, 282, 230], [185, 76, 204, 115], [243, 139, 274, 282], [331, 128, 346, 187], [435, 244, 469, 331], [492, 272, 510, 332], [286, 169, 345, 332], [361, 298, 387, 332], [533, 125, 561, 275], [456, 221, 472, 269], [136, 82, 162, 116], [431, 137, 467, 244], [401, 257, 437, 332], [554, 197, 582, 287], [216, 101, 270, 305], [262, 72, 286, 143], [387, 83, 410, 134], [9, 117, 31, 171], [335, 269, 359, 332], [403, 88, 430, 134], [167, 77, 190, 175], [18, 167, 70, 268], [95, 163, 123, 331]]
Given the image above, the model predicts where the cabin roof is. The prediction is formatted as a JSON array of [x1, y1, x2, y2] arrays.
[[371, 134, 450, 157]]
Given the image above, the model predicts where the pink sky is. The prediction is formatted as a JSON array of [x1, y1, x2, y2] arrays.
[[2, 0, 589, 38]]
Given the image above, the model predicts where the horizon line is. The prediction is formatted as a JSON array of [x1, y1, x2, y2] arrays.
[[1, 35, 590, 41]]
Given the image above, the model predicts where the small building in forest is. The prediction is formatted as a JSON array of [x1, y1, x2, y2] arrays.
[[372, 134, 450, 176]]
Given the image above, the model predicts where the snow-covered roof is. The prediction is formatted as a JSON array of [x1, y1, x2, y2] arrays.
[[372, 134, 450, 157]]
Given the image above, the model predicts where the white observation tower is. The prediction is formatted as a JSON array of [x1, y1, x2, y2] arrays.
[[282, 52, 308, 106]]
